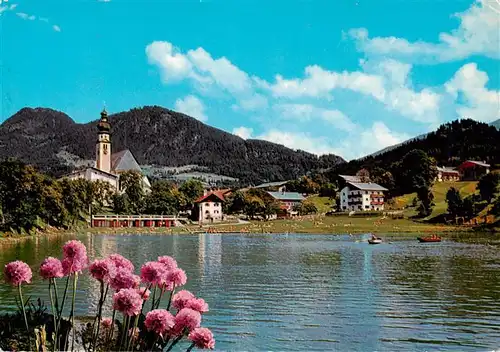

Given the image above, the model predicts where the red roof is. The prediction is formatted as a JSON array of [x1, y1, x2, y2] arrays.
[[458, 160, 490, 170], [194, 191, 226, 203]]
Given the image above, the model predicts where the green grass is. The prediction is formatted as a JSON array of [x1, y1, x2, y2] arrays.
[[307, 196, 334, 213], [390, 181, 478, 219]]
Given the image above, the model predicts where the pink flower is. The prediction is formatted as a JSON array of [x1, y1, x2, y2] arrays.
[[140, 262, 167, 286], [136, 286, 151, 300], [110, 268, 140, 291], [185, 298, 209, 313], [144, 309, 175, 337], [4, 261, 32, 286], [171, 308, 201, 336], [188, 328, 215, 349], [101, 318, 113, 329], [157, 256, 178, 271], [39, 257, 64, 280], [62, 257, 86, 275], [167, 268, 187, 287], [62, 240, 88, 275], [172, 290, 195, 310], [108, 254, 134, 273], [63, 240, 87, 261], [112, 288, 143, 316], [89, 259, 116, 283]]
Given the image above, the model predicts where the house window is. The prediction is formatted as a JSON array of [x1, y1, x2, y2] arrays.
[[215, 203, 220, 207], [365, 205, 370, 209]]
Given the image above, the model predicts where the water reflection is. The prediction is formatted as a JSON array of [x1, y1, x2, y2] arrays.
[[1, 234, 499, 351]]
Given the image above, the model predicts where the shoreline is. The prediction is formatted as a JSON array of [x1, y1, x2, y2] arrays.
[[1, 215, 498, 245]]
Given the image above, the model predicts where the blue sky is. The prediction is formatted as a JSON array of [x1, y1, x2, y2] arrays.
[[1, 0, 499, 160]]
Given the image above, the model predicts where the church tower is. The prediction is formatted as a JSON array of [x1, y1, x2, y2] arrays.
[[96, 108, 112, 173]]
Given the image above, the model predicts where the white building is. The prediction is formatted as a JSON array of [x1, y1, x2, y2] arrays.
[[436, 166, 460, 182], [340, 182, 388, 212], [194, 190, 227, 223], [62, 108, 151, 192]]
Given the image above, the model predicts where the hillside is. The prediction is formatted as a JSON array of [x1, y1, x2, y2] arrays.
[[390, 181, 478, 219], [367, 119, 500, 159], [331, 119, 500, 177], [0, 106, 345, 184]]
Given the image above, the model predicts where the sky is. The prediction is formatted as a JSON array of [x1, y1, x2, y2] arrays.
[[1, 0, 499, 160]]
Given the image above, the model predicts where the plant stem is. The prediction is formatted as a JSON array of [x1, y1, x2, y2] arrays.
[[56, 275, 71, 334], [53, 278, 60, 316], [119, 315, 128, 351], [154, 284, 166, 310], [186, 342, 196, 352], [165, 334, 184, 352], [18, 284, 31, 348], [166, 285, 176, 311], [108, 309, 116, 345], [126, 315, 139, 351], [91, 281, 107, 351], [70, 273, 79, 352], [48, 281, 57, 352], [150, 286, 157, 311]]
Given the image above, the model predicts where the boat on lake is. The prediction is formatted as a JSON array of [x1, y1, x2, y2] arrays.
[[368, 234, 382, 244], [417, 235, 442, 243]]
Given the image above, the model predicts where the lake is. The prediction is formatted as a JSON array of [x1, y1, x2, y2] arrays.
[[1, 233, 500, 351]]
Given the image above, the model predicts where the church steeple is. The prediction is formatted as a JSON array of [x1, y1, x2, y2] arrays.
[[96, 107, 112, 173]]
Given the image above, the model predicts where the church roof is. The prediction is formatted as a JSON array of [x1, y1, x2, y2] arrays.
[[111, 149, 142, 173]]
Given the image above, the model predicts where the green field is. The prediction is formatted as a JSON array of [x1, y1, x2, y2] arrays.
[[390, 181, 478, 219]]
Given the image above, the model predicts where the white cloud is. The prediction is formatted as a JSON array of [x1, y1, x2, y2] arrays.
[[16, 12, 36, 20], [39, 17, 49, 22], [264, 65, 386, 101], [0, 3, 17, 14], [52, 24, 61, 32], [349, 0, 500, 63], [146, 42, 193, 82], [274, 103, 356, 131], [232, 126, 254, 139], [256, 130, 340, 156], [174, 95, 208, 122], [445, 63, 500, 122]]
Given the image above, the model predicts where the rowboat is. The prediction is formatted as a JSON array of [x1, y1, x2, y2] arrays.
[[368, 238, 382, 244], [417, 236, 442, 243]]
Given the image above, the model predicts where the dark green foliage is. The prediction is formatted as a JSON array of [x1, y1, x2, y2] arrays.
[[224, 191, 246, 214], [0, 107, 345, 184], [287, 176, 319, 194], [144, 181, 185, 215], [319, 183, 337, 198], [119, 171, 145, 213], [446, 187, 463, 219], [294, 201, 318, 215], [416, 186, 435, 217], [491, 197, 500, 216], [477, 172, 500, 203], [178, 179, 204, 205]]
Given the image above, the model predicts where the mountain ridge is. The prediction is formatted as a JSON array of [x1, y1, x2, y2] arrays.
[[0, 106, 345, 184]]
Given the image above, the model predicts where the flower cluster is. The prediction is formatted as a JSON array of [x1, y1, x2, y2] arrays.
[[3, 261, 32, 286], [39, 257, 64, 280], [62, 240, 88, 275], [3, 242, 215, 351]]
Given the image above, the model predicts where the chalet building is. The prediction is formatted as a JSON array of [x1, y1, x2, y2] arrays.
[[254, 181, 290, 192], [63, 108, 151, 192], [265, 191, 305, 218], [458, 160, 490, 181], [194, 190, 230, 224], [436, 167, 460, 182], [340, 182, 388, 212]]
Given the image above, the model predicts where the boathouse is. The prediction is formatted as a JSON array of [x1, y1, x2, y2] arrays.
[[91, 215, 179, 228]]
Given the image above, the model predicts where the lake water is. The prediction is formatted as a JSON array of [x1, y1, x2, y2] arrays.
[[1, 233, 500, 351]]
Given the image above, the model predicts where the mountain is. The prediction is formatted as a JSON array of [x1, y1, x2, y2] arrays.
[[0, 106, 345, 184], [491, 119, 500, 130], [366, 119, 500, 159], [332, 118, 500, 177]]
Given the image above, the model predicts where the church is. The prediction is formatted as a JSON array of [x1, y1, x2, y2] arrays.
[[64, 108, 151, 192]]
